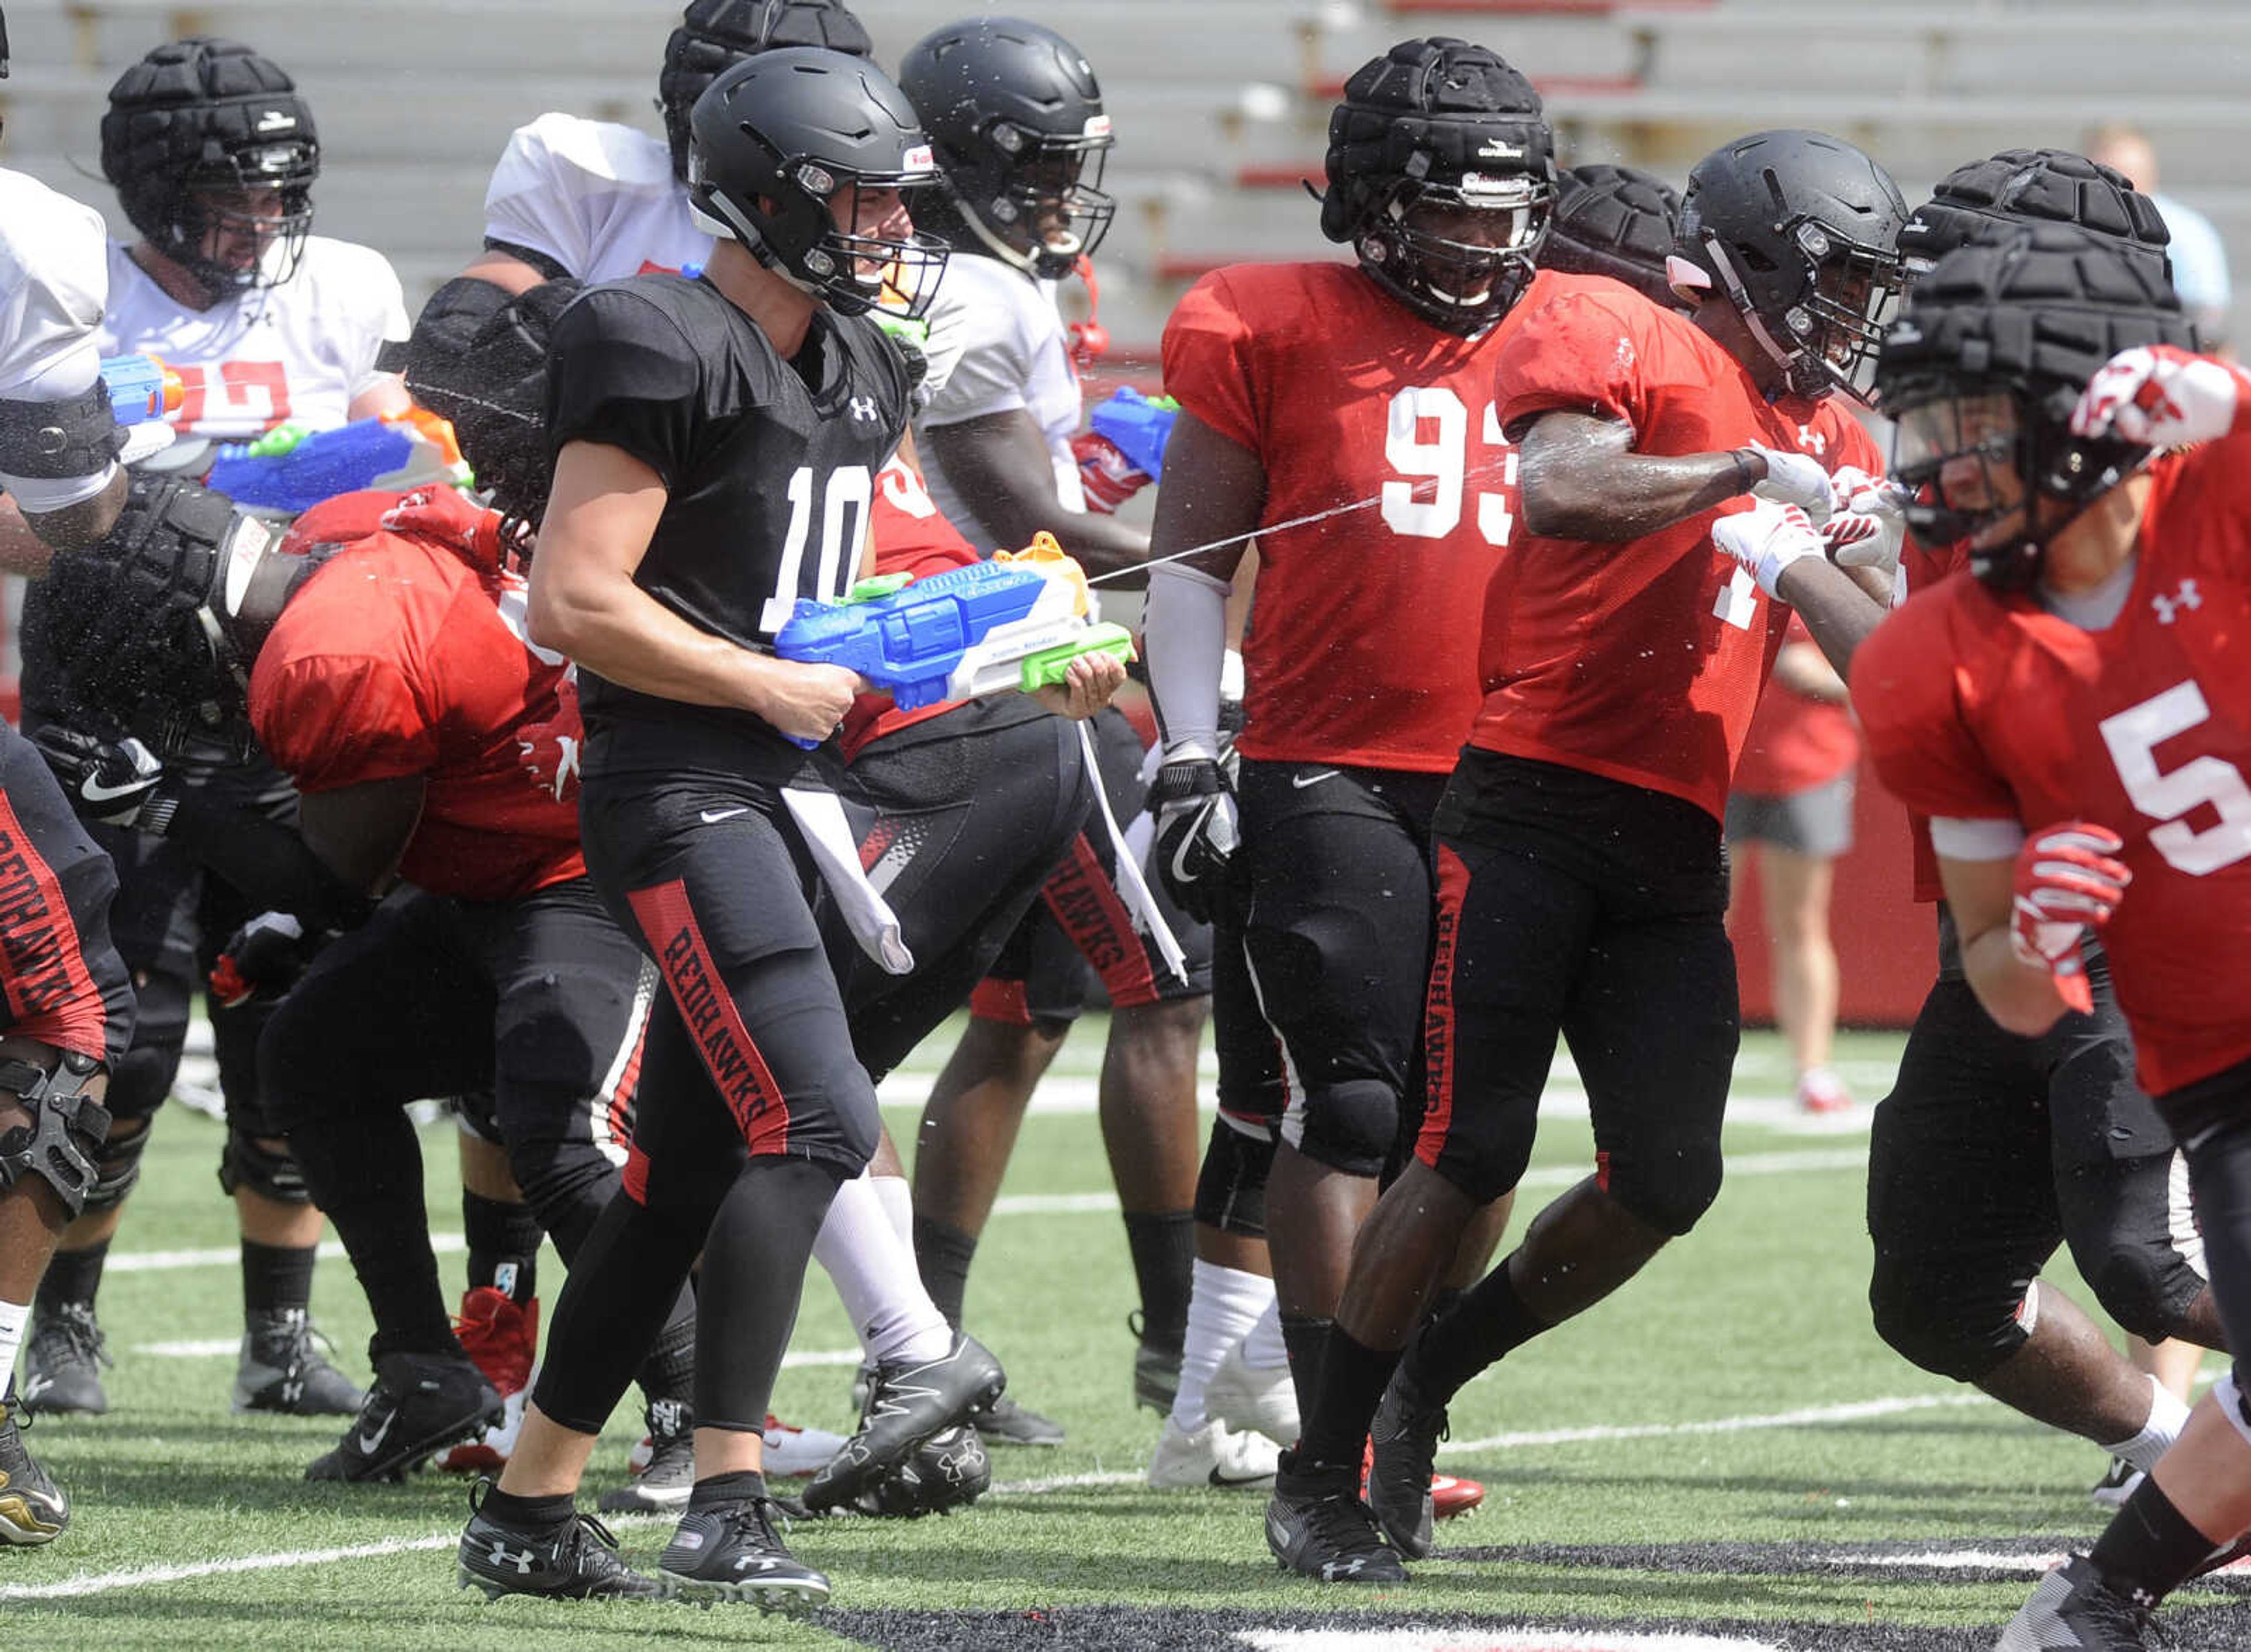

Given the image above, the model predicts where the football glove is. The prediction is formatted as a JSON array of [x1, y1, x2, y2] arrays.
[[2070, 344, 2251, 450], [1744, 443, 1834, 523], [1150, 756, 1239, 927], [30, 723, 167, 828], [2009, 822, 2132, 1017], [1820, 466, 1910, 576], [1072, 431, 1150, 515], [516, 673, 583, 803], [1712, 501, 1823, 598], [209, 912, 322, 1009]]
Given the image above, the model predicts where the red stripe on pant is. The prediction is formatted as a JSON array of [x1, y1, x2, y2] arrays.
[[970, 977, 1031, 1025], [626, 879, 790, 1157], [1414, 842, 1472, 1175], [0, 791, 107, 1062], [1039, 832, 1159, 1008]]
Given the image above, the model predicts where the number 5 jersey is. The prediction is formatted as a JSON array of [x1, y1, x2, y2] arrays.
[[1854, 441, 2251, 1098]]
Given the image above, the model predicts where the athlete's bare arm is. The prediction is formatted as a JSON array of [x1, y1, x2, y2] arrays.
[[2, 471, 130, 567], [1938, 851, 2077, 1038], [1772, 556, 1889, 680], [1517, 410, 1756, 542], [1146, 412, 1266, 589], [298, 776, 427, 896], [923, 406, 1150, 583]]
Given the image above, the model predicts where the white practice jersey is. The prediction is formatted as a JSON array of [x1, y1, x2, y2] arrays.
[[0, 170, 118, 511], [483, 113, 713, 283], [98, 235, 407, 454], [916, 253, 1087, 549]]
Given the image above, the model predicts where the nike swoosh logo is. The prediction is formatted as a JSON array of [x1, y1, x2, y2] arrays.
[[700, 807, 750, 824], [80, 777, 147, 803], [1292, 769, 1341, 790], [1209, 1466, 1271, 1487], [357, 1410, 397, 1456]]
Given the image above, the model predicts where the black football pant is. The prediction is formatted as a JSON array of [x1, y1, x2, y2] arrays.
[[2154, 1055, 2251, 1411]]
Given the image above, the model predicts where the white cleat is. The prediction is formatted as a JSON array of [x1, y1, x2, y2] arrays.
[[1147, 1413, 1280, 1490], [1206, 1340, 1300, 1447]]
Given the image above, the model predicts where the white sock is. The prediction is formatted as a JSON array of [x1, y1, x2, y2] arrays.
[[0, 1296, 29, 1388], [1169, 1260, 1274, 1430], [871, 1172, 916, 1250], [1239, 1297, 1290, 1369], [2101, 1374, 2194, 1474], [813, 1172, 954, 1368]]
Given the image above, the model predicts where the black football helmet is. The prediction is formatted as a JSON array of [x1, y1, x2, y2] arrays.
[[1876, 221, 2194, 590], [1673, 129, 1906, 405], [1539, 163, 1681, 309], [1899, 148, 2171, 289], [658, 0, 872, 184], [100, 38, 319, 294], [687, 47, 949, 317], [1318, 37, 1555, 336], [897, 16, 1116, 281]]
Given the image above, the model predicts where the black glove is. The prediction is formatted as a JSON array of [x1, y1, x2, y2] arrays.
[[1150, 756, 1239, 927], [209, 912, 324, 1009], [30, 723, 169, 829]]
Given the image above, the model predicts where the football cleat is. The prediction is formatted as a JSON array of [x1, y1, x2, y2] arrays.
[[2090, 1456, 2143, 1510], [21, 1301, 112, 1416], [456, 1480, 670, 1601], [305, 1350, 502, 1483], [1994, 1555, 2154, 1650], [849, 1423, 991, 1517], [1797, 1067, 1854, 1114], [1366, 1367, 1448, 1558], [1265, 1447, 1407, 1584], [803, 1332, 1005, 1512], [1206, 1340, 1300, 1447], [599, 1397, 694, 1514], [660, 1495, 831, 1610], [1431, 1470, 1485, 1521], [435, 1293, 537, 1473], [0, 1390, 68, 1545], [971, 1395, 1065, 1448], [1128, 1310, 1182, 1415], [233, 1307, 365, 1416], [1146, 1413, 1279, 1490]]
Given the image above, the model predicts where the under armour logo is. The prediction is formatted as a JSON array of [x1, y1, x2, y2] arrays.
[[849, 396, 878, 422], [1797, 424, 1827, 456], [489, 1541, 537, 1575], [2152, 579, 2203, 625]]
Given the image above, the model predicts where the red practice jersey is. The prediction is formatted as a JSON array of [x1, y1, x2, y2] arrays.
[[1855, 443, 2251, 1096], [1164, 261, 1536, 771], [1473, 275, 1882, 820], [248, 488, 586, 902], [1733, 614, 1859, 799]]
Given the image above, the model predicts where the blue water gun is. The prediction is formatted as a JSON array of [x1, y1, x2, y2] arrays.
[[1074, 387, 1178, 512], [204, 409, 471, 516], [99, 353, 181, 425], [773, 533, 1136, 746]]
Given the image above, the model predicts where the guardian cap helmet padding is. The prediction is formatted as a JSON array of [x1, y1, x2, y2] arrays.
[[1876, 222, 2194, 590], [100, 38, 318, 293], [1674, 129, 1906, 404], [403, 281, 580, 537], [897, 16, 1116, 281], [659, 0, 872, 183], [1898, 147, 2171, 287], [687, 47, 949, 318], [1541, 163, 1681, 309]]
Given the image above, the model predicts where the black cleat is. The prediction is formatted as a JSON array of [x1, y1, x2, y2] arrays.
[[457, 1480, 671, 1600], [234, 1308, 365, 1416], [599, 1398, 695, 1515], [970, 1393, 1065, 1448], [1367, 1365, 1448, 1559], [661, 1496, 830, 1610], [0, 1390, 67, 1545], [804, 1333, 1004, 1512], [1265, 1448, 1407, 1585], [1994, 1555, 2154, 1650], [306, 1351, 501, 1483], [1128, 1310, 1181, 1416], [848, 1424, 990, 1518], [21, 1302, 111, 1416]]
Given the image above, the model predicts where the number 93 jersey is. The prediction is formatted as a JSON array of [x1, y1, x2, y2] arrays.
[[1853, 442, 2251, 1099], [1162, 262, 1541, 773], [545, 273, 910, 749]]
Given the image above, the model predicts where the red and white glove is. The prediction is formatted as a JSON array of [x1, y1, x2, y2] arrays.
[[1821, 466, 1910, 574], [516, 673, 583, 803], [1072, 430, 1150, 514], [2009, 822, 2132, 1016], [1712, 500, 1823, 597], [1745, 443, 1834, 524], [2070, 344, 2251, 449]]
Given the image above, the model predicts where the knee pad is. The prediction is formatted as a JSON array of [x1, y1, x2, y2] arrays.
[[1281, 1079, 1396, 1178], [1193, 1114, 1276, 1238], [106, 966, 193, 1123], [1600, 1142, 1724, 1238], [2087, 1245, 2201, 1346], [82, 1116, 151, 1214], [216, 1120, 312, 1205], [0, 1053, 113, 1218], [1868, 1255, 2028, 1382]]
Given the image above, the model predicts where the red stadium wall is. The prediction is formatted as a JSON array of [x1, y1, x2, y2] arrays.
[[1730, 762, 1934, 1029]]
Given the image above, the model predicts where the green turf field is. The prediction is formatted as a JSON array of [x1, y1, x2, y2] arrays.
[[3, 1021, 2240, 1650]]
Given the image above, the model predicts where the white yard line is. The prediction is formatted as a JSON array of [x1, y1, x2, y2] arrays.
[[0, 1536, 457, 1602]]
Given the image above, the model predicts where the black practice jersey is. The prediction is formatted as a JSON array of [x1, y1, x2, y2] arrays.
[[545, 272, 910, 776]]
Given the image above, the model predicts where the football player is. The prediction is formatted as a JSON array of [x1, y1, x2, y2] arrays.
[[12, 35, 409, 1425], [0, 35, 142, 1536], [457, 50, 1108, 1608], [1538, 162, 1683, 310], [1853, 221, 2251, 1650], [1715, 150, 2225, 1536], [1145, 34, 1559, 1520], [1263, 127, 1903, 1582], [895, 12, 1207, 1448]]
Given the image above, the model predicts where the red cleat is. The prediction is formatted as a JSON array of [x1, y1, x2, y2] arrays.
[[436, 1287, 538, 1474], [1431, 1471, 1484, 1520]]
